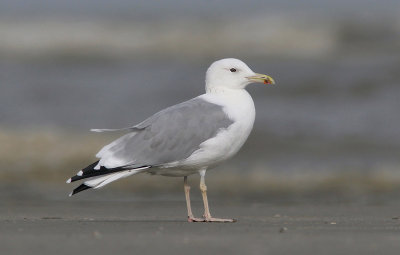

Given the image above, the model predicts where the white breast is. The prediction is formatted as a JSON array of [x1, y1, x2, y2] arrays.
[[173, 88, 256, 170]]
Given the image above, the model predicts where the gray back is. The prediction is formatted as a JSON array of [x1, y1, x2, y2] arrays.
[[98, 97, 233, 168]]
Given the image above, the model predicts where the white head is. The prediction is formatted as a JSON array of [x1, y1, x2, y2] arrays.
[[205, 58, 275, 93]]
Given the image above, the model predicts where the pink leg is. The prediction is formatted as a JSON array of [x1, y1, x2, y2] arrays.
[[199, 170, 236, 223], [184, 176, 204, 222]]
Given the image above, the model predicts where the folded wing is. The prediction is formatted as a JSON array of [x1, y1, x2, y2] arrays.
[[95, 97, 234, 170]]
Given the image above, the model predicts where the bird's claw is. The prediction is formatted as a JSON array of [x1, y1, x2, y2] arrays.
[[187, 216, 206, 222], [188, 216, 236, 223], [204, 217, 237, 223]]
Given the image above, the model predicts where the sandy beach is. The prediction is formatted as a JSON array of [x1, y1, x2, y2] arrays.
[[2, 184, 400, 255]]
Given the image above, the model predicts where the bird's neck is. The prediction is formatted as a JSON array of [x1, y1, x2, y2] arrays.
[[206, 86, 243, 95], [203, 87, 254, 113]]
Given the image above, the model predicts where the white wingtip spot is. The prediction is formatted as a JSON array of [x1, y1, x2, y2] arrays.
[[66, 178, 71, 183], [68, 192, 73, 197], [77, 170, 83, 176]]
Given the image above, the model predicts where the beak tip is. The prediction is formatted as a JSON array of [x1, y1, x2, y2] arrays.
[[264, 80, 275, 85], [264, 78, 275, 85], [247, 73, 275, 85]]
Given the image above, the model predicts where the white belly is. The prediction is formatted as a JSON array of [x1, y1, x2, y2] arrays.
[[155, 89, 255, 176]]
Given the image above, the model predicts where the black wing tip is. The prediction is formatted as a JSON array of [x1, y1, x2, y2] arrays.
[[67, 161, 100, 183], [69, 175, 83, 183], [67, 161, 151, 183], [69, 184, 92, 196]]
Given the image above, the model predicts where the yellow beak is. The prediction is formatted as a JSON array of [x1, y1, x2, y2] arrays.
[[247, 73, 275, 85]]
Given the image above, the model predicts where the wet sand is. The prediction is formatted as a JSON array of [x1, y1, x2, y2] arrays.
[[1, 185, 400, 255]]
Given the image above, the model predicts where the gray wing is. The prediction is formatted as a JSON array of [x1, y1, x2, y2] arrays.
[[95, 97, 233, 169]]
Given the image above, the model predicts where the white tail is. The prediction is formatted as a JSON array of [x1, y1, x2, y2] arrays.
[[84, 167, 148, 189]]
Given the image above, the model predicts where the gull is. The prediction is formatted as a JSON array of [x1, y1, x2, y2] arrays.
[[66, 58, 275, 222]]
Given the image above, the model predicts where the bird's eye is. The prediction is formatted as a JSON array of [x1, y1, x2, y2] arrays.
[[230, 68, 237, 73]]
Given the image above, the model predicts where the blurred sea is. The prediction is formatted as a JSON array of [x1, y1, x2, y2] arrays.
[[1, 0, 400, 193]]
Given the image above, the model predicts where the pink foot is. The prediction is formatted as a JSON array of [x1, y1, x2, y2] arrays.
[[204, 217, 237, 223], [187, 216, 206, 222]]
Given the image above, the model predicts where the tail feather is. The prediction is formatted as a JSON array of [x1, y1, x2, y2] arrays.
[[67, 161, 149, 183], [69, 169, 146, 196], [67, 161, 150, 196], [69, 183, 91, 196], [89, 169, 144, 189]]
